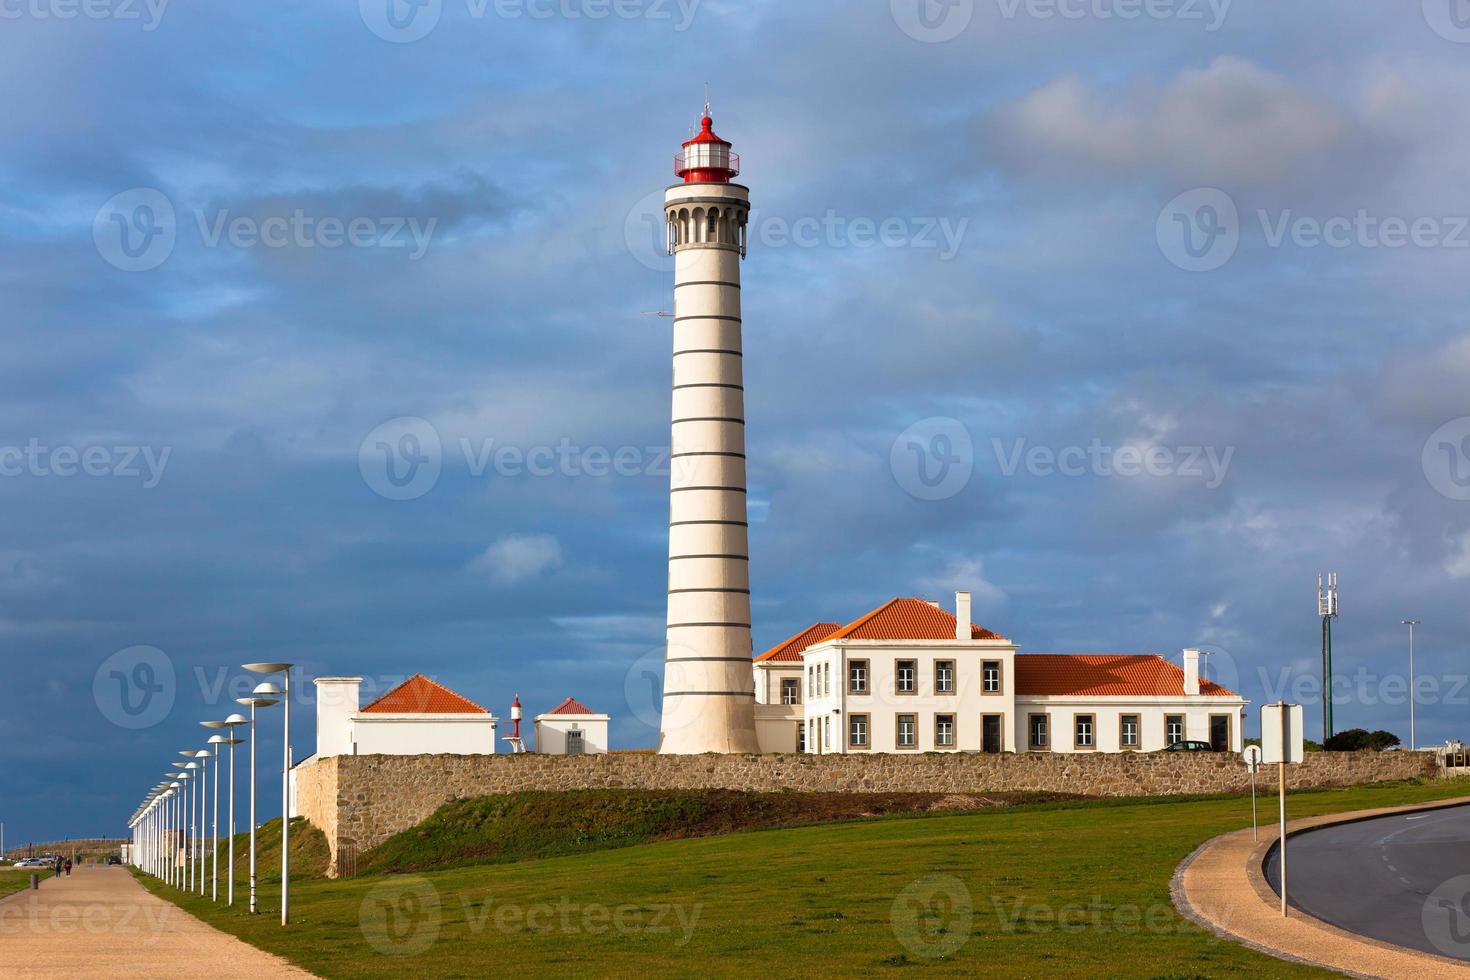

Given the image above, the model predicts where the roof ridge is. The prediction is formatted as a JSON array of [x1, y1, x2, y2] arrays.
[[361, 673, 489, 714], [830, 597, 910, 639]]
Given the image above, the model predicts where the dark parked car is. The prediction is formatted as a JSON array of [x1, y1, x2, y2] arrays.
[[1159, 740, 1215, 752], [106, 856, 122, 866]]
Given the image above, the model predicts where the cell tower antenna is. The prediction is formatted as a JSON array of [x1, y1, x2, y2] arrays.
[[1318, 572, 1339, 744]]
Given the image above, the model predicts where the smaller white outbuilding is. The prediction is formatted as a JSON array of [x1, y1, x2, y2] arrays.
[[534, 697, 609, 755], [312, 674, 499, 758]]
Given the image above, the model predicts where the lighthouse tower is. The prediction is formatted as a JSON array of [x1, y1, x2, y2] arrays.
[[659, 108, 760, 754]]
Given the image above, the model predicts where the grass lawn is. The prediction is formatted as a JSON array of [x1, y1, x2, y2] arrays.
[[137, 779, 1470, 978], [0, 868, 51, 900]]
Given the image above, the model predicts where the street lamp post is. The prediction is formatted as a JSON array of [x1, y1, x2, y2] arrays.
[[1402, 620, 1421, 751], [243, 663, 294, 927], [237, 691, 278, 915], [194, 749, 210, 895], [222, 714, 247, 906], [205, 733, 228, 901]]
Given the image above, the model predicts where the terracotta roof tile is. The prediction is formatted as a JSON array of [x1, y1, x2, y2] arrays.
[[545, 696, 599, 716], [360, 674, 488, 714], [825, 597, 1008, 643], [754, 622, 841, 663], [1015, 654, 1238, 697]]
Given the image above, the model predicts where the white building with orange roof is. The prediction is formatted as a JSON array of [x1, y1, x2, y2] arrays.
[[750, 593, 1246, 756], [309, 673, 499, 759], [534, 697, 610, 756]]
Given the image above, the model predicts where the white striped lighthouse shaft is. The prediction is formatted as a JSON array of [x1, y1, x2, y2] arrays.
[[661, 185, 760, 754]]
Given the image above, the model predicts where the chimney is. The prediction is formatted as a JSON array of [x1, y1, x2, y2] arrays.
[[1182, 649, 1200, 697], [314, 677, 362, 758], [955, 591, 972, 641]]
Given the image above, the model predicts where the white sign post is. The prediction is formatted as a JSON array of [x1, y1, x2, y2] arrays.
[[1261, 703, 1304, 917], [1242, 745, 1263, 841]]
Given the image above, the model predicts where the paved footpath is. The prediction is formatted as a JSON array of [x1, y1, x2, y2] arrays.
[[0, 866, 317, 979], [1174, 796, 1470, 978]]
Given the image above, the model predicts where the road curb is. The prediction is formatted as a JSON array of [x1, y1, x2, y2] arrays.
[[1172, 795, 1470, 978]]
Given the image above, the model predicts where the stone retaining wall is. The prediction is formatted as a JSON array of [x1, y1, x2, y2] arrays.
[[294, 750, 1436, 876]]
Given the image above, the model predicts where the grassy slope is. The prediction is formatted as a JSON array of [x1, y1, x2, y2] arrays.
[[359, 789, 1081, 874], [137, 779, 1470, 979], [0, 868, 52, 900]]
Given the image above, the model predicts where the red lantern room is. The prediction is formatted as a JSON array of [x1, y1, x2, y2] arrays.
[[675, 113, 740, 184]]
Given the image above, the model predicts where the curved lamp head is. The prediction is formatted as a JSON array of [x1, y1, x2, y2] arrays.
[[219, 737, 244, 745], [237, 696, 279, 709], [194, 749, 209, 758], [200, 720, 228, 729], [178, 750, 196, 758], [242, 662, 294, 674], [225, 713, 248, 725], [208, 734, 227, 744], [251, 681, 284, 697]]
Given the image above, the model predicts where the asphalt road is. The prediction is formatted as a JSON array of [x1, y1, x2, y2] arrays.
[[1264, 803, 1470, 961]]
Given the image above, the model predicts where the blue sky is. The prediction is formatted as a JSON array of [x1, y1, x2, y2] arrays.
[[3, 0, 1470, 844]]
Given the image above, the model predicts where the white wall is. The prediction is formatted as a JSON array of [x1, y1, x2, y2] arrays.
[[1013, 698, 1245, 753], [754, 703, 802, 752], [800, 639, 1019, 754], [353, 714, 498, 755], [754, 664, 802, 705], [314, 677, 362, 759], [534, 715, 609, 755]]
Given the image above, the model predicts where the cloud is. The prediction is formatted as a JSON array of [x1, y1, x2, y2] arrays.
[[468, 534, 564, 585], [985, 56, 1346, 187]]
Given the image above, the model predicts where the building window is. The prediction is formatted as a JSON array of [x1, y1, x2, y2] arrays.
[[781, 678, 800, 705], [1074, 714, 1095, 749], [849, 660, 869, 694], [822, 664, 830, 697], [797, 722, 805, 753], [1120, 714, 1140, 749], [896, 713, 917, 749], [822, 717, 830, 752], [849, 714, 870, 749], [806, 666, 814, 699], [897, 660, 917, 694], [1166, 715, 1184, 746], [935, 714, 956, 748], [1028, 713, 1049, 750], [982, 660, 1002, 694], [935, 660, 955, 695]]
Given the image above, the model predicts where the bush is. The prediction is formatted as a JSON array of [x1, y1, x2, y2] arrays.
[[1324, 728, 1401, 752]]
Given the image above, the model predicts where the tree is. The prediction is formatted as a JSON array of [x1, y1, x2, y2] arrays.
[[1323, 728, 1401, 752]]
